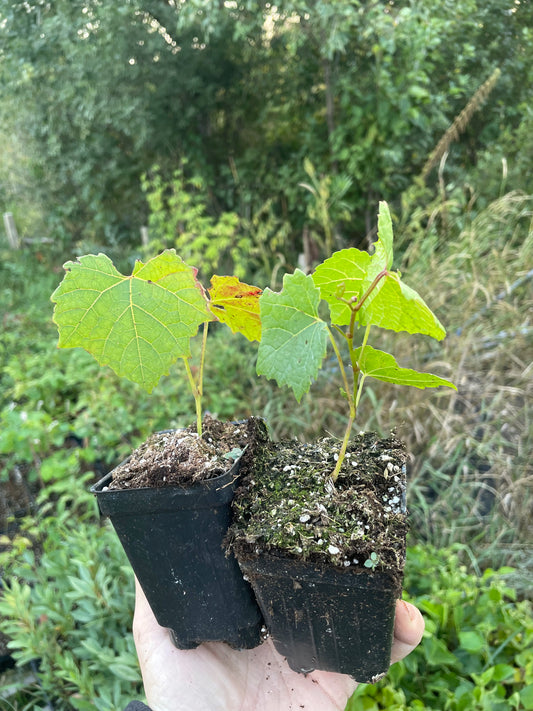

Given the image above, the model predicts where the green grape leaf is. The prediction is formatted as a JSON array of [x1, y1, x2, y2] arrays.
[[51, 250, 210, 392], [257, 269, 328, 402], [312, 248, 372, 326], [362, 201, 395, 288], [208, 275, 262, 342], [357, 271, 447, 339], [374, 201, 394, 270], [354, 345, 456, 390]]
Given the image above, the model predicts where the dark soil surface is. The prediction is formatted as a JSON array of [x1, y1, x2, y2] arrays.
[[229, 432, 408, 580], [109, 415, 270, 489]]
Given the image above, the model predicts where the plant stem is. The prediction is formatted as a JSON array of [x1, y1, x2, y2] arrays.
[[182, 323, 209, 437], [183, 358, 202, 436], [354, 324, 371, 412], [331, 410, 355, 482], [331, 324, 372, 482], [329, 324, 357, 482], [353, 269, 388, 313], [198, 321, 208, 423], [360, 322, 371, 352], [327, 327, 351, 406], [330, 273, 382, 481]]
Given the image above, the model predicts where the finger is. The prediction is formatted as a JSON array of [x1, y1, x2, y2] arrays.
[[390, 599, 425, 664], [133, 576, 152, 620], [133, 577, 168, 644]]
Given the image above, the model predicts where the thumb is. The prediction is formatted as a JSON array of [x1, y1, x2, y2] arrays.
[[390, 600, 425, 665]]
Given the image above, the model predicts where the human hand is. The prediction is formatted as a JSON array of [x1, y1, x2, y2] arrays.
[[133, 577, 424, 711]]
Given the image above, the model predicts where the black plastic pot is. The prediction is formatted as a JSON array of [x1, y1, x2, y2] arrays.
[[91, 460, 263, 650], [238, 553, 401, 683]]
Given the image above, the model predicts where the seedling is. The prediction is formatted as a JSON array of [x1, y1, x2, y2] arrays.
[[51, 251, 262, 436], [364, 552, 380, 570], [257, 201, 456, 480]]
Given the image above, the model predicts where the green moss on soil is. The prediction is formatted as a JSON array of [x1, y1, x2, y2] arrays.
[[229, 432, 408, 578]]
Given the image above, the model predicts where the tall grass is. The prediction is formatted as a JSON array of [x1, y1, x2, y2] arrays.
[[402, 191, 531, 577], [359, 190, 532, 588]]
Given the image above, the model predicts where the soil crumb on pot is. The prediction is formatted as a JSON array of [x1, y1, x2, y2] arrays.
[[229, 432, 408, 580], [109, 415, 269, 489]]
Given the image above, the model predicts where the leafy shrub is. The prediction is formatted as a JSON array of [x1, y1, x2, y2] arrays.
[[2, 531, 531, 710], [0, 481, 143, 711], [348, 545, 533, 710], [0, 403, 76, 486], [141, 163, 292, 284], [141, 163, 244, 279]]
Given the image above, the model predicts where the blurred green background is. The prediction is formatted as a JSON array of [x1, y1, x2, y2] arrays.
[[1, 2, 532, 709]]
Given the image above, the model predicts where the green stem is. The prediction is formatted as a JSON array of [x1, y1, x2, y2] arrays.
[[360, 322, 371, 351], [182, 322, 209, 437], [331, 324, 372, 482], [354, 324, 371, 411], [352, 269, 389, 313], [198, 322, 208, 407], [327, 327, 352, 410], [330, 324, 358, 482], [355, 372, 367, 412], [331, 410, 355, 482], [183, 357, 203, 437]]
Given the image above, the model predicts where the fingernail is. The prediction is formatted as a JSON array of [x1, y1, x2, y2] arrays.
[[401, 599, 416, 622]]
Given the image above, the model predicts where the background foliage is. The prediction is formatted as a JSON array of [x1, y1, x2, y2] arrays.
[[1, 0, 532, 253], [1, 0, 532, 709]]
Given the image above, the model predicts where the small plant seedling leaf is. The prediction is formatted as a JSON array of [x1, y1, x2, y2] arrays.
[[354, 345, 457, 390], [223, 447, 245, 461], [358, 271, 447, 339], [257, 269, 328, 402], [520, 684, 533, 709], [458, 631, 485, 654], [364, 552, 380, 569], [51, 251, 211, 392], [208, 275, 262, 342], [313, 248, 372, 326]]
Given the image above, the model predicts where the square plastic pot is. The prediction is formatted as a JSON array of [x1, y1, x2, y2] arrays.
[[91, 459, 263, 650], [238, 553, 401, 683]]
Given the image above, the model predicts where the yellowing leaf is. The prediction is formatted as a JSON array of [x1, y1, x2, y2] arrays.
[[51, 250, 210, 392], [208, 275, 262, 342]]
